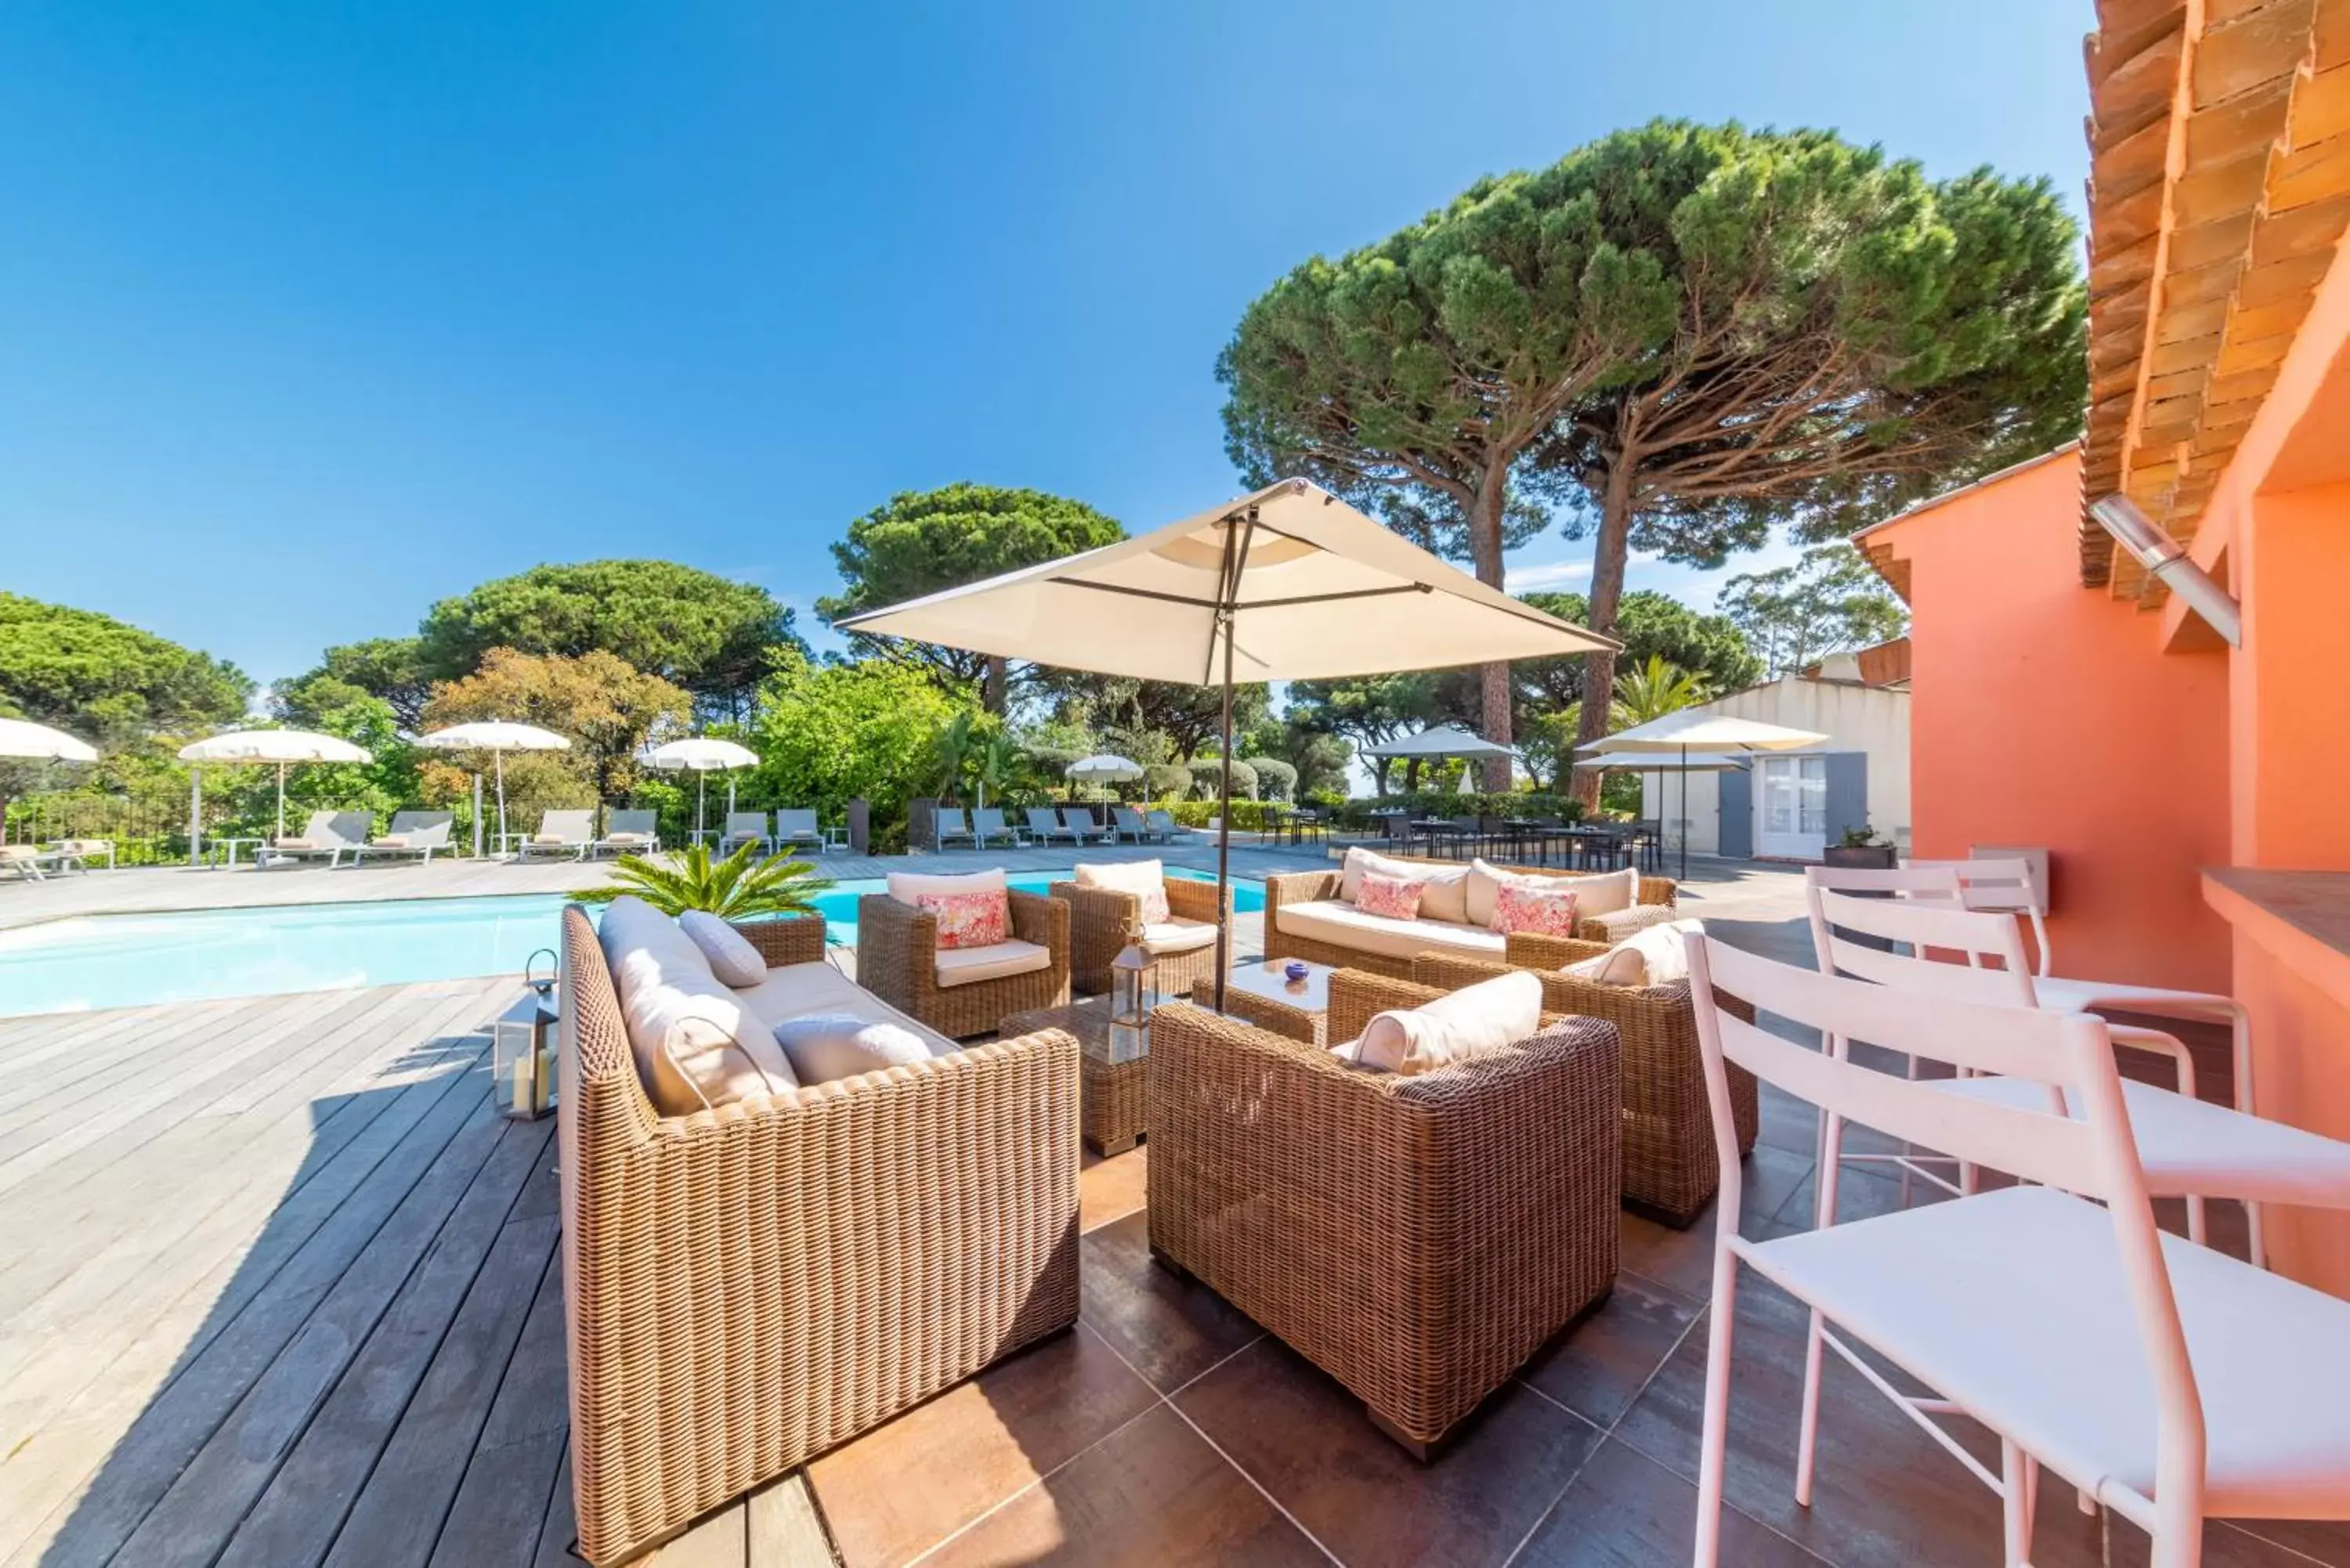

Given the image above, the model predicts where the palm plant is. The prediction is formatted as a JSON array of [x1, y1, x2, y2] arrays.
[[972, 729, 1021, 808], [577, 840, 832, 920], [1609, 655, 1708, 728], [928, 710, 978, 805]]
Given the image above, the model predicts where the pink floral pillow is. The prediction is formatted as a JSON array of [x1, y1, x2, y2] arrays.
[[1356, 873, 1428, 921], [1491, 883, 1579, 939], [916, 889, 1008, 950], [1139, 882, 1170, 925]]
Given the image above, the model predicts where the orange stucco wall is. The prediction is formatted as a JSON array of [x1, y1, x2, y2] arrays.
[[1870, 448, 2234, 993]]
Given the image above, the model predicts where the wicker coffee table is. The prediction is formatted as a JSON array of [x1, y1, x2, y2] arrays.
[[1001, 995, 1148, 1155], [1191, 958, 1336, 1046]]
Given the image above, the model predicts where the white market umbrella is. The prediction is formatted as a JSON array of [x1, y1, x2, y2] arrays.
[[0, 719, 99, 847], [1574, 751, 1752, 867], [418, 721, 572, 858], [1362, 722, 1515, 795], [641, 736, 761, 840], [839, 476, 1614, 1006], [1065, 753, 1144, 795], [1580, 712, 1827, 878], [179, 728, 374, 851]]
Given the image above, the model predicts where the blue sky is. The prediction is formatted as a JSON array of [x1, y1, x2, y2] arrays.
[[0, 0, 2093, 690]]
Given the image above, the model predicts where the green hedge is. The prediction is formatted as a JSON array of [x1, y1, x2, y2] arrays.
[[1326, 792, 1587, 829]]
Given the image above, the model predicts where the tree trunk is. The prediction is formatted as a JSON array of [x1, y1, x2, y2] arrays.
[[1571, 461, 1637, 810], [982, 656, 1008, 714], [1470, 479, 1514, 791]]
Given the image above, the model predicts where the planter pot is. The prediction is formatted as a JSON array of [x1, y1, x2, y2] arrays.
[[1822, 844, 1898, 870]]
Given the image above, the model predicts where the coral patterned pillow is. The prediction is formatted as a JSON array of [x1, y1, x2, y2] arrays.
[[1356, 873, 1428, 921], [915, 889, 1008, 950], [1491, 883, 1580, 939]]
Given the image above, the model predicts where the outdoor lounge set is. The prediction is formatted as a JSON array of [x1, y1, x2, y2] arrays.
[[555, 842, 1758, 1560]]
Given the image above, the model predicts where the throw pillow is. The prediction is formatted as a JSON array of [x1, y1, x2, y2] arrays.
[[1355, 970, 1544, 1075], [1564, 942, 1650, 987], [1340, 847, 1470, 924], [1466, 859, 1638, 927], [1355, 873, 1427, 921], [1619, 917, 1705, 986], [1074, 859, 1172, 924], [773, 1013, 936, 1084], [678, 910, 768, 988], [916, 888, 1009, 950], [1491, 883, 1580, 939], [622, 974, 798, 1115]]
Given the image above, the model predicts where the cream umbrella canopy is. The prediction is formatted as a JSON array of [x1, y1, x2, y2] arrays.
[[417, 721, 572, 858], [1579, 712, 1828, 878], [179, 728, 374, 854], [838, 476, 1615, 1006], [640, 737, 761, 840], [0, 719, 99, 848], [1065, 753, 1143, 799], [1574, 750, 1753, 870], [1361, 722, 1516, 794]]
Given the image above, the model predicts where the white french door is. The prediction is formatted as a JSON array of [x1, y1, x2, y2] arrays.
[[1755, 755, 1828, 860]]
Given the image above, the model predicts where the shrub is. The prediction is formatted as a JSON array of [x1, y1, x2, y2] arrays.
[[1187, 757, 1257, 800], [1242, 756, 1297, 803], [1163, 797, 1278, 832], [1143, 762, 1194, 800]]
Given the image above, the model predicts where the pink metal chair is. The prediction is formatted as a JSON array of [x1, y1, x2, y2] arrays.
[[1684, 931, 2350, 1568]]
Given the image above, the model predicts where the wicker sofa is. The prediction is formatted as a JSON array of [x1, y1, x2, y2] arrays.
[[558, 906, 1081, 1566], [1262, 854, 1679, 981], [1051, 870, 1232, 995], [1148, 970, 1621, 1456], [1414, 932, 1759, 1227], [854, 887, 1072, 1037]]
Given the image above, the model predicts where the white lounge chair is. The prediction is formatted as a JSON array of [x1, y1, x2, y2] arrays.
[[259, 811, 374, 868], [46, 838, 116, 872], [971, 807, 1024, 847], [593, 810, 660, 858], [346, 811, 455, 866], [0, 844, 64, 881], [518, 809, 597, 862], [716, 812, 772, 857], [935, 807, 976, 850], [773, 809, 824, 853]]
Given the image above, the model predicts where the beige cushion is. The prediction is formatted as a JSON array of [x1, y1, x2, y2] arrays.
[[772, 1013, 935, 1085], [1340, 847, 1469, 925], [532, 833, 569, 846], [678, 910, 767, 988], [626, 975, 798, 1114], [733, 959, 959, 1057], [934, 938, 1053, 988], [597, 895, 713, 988], [1141, 916, 1218, 956], [1355, 970, 1544, 1075], [1565, 943, 1650, 986], [1621, 918, 1705, 986], [886, 866, 1009, 908], [605, 830, 654, 844], [1466, 859, 1637, 927], [273, 837, 316, 850], [1074, 858, 1170, 922], [1274, 898, 1504, 963]]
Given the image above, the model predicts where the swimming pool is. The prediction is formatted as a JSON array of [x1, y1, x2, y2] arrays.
[[0, 869, 1265, 1017]]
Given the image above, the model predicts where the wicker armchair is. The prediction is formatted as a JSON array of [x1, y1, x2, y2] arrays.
[[557, 908, 1080, 1566], [1050, 873, 1232, 996], [1147, 970, 1621, 1456], [1260, 860, 1679, 980], [1413, 936, 1759, 1227], [854, 888, 1072, 1038]]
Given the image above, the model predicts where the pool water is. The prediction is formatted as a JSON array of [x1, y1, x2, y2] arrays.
[[0, 869, 1264, 1017]]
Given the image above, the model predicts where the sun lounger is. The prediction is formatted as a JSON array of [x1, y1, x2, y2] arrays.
[[971, 807, 1023, 847], [49, 838, 116, 871], [518, 809, 598, 862], [1024, 807, 1079, 844], [1112, 807, 1155, 844], [935, 807, 977, 850], [592, 810, 660, 858], [1147, 809, 1180, 841], [772, 809, 824, 853], [716, 811, 772, 857], [0, 844, 63, 881], [258, 811, 374, 868], [346, 811, 455, 867], [1059, 807, 1114, 844]]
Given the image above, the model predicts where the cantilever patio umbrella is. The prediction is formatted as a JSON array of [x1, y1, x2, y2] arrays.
[[641, 736, 760, 841], [1362, 723, 1516, 793], [179, 728, 374, 857], [1579, 712, 1827, 879], [839, 476, 1615, 1006], [417, 721, 572, 858]]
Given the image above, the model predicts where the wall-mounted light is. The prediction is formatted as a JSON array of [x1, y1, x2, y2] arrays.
[[2088, 495, 2243, 647]]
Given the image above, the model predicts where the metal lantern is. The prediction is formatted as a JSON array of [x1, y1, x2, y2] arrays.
[[1107, 934, 1160, 1064], [495, 948, 561, 1119]]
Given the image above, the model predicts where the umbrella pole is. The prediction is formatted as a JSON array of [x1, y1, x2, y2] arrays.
[[1679, 745, 1689, 881], [698, 773, 707, 839], [495, 750, 508, 852], [276, 761, 287, 840], [190, 768, 203, 866], [1210, 512, 1253, 1014], [472, 773, 484, 858]]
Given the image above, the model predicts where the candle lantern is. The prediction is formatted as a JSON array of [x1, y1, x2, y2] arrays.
[[1106, 932, 1160, 1064], [495, 948, 561, 1119]]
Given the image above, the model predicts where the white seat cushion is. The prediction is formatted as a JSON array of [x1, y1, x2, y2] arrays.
[[1274, 898, 1504, 963], [2034, 975, 2236, 1023], [734, 960, 960, 1057], [1142, 916, 1218, 956], [1745, 1185, 2350, 1514], [1075, 858, 1171, 923], [1925, 1075, 2350, 1207], [1357, 970, 1544, 1075], [1341, 847, 1470, 924], [1467, 859, 1636, 927], [886, 866, 1009, 907], [933, 938, 1053, 989]]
